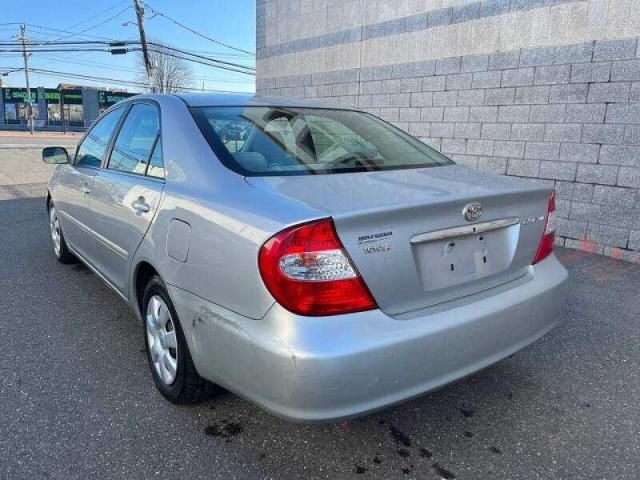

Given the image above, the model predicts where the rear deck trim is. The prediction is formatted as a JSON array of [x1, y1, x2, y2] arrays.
[[410, 217, 520, 244]]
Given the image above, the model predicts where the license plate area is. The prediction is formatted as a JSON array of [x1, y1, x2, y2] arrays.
[[411, 221, 520, 292]]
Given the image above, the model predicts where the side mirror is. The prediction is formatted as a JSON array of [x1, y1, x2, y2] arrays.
[[42, 146, 70, 165]]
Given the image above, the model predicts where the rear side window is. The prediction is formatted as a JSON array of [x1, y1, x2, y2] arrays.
[[191, 106, 453, 176], [75, 107, 125, 168], [108, 103, 160, 175]]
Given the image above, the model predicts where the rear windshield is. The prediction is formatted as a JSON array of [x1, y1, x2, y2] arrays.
[[191, 106, 453, 176]]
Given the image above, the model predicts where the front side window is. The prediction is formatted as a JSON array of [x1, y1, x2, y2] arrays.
[[191, 106, 453, 176], [108, 103, 160, 175], [75, 107, 125, 168]]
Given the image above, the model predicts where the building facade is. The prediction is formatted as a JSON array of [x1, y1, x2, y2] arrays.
[[255, 0, 640, 261], [0, 85, 136, 131]]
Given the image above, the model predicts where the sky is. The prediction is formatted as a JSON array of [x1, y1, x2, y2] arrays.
[[0, 0, 256, 93]]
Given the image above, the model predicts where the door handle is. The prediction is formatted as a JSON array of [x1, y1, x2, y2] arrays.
[[81, 185, 91, 195], [131, 197, 150, 213]]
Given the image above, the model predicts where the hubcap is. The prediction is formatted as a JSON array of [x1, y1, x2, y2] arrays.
[[49, 206, 61, 257], [146, 295, 178, 385]]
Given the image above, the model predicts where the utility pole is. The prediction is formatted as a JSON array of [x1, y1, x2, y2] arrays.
[[16, 24, 34, 135], [133, 0, 154, 91]]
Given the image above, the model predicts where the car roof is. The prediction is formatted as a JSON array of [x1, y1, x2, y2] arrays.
[[171, 92, 344, 109]]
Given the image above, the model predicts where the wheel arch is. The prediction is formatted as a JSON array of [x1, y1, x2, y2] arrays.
[[133, 260, 160, 320]]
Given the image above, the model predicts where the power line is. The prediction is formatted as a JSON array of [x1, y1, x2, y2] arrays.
[[0, 38, 254, 71], [142, 46, 254, 76], [0, 47, 115, 53], [32, 54, 253, 82], [27, 67, 250, 93], [0, 44, 256, 76], [29, 67, 149, 88], [0, 22, 118, 42], [65, 1, 130, 31], [147, 42, 254, 73], [33, 54, 141, 74], [42, 6, 133, 43], [0, 40, 119, 46], [0, 40, 254, 72], [141, 1, 255, 56]]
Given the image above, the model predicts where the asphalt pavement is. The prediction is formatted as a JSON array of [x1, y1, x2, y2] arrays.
[[0, 135, 79, 187], [1, 161, 639, 479]]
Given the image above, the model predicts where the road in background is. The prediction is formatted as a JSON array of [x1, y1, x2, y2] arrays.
[[0, 132, 80, 149], [1, 149, 640, 479], [0, 134, 79, 188]]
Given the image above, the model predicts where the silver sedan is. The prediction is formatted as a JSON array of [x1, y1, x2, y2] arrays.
[[43, 93, 568, 422]]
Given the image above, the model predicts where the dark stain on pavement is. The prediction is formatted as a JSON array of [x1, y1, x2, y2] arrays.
[[389, 425, 412, 447], [203, 421, 243, 439], [489, 446, 502, 455], [354, 464, 367, 474], [419, 448, 432, 458], [432, 463, 456, 479], [397, 448, 410, 458], [459, 407, 474, 417]]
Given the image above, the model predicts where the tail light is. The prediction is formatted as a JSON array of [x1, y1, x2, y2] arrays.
[[532, 190, 557, 264], [258, 218, 377, 316]]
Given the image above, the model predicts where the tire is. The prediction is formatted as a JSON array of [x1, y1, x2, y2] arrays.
[[142, 275, 216, 404], [48, 201, 78, 264]]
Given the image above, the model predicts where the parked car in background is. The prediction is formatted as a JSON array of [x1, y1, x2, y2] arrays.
[[43, 93, 568, 422]]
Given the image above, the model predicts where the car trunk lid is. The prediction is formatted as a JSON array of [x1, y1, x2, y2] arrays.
[[247, 165, 552, 316]]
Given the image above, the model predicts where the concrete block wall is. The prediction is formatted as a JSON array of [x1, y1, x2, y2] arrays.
[[256, 0, 640, 262]]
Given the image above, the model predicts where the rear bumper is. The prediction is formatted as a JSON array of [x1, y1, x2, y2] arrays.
[[169, 253, 568, 423]]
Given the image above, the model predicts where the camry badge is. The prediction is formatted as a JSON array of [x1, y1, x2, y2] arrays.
[[463, 202, 483, 222]]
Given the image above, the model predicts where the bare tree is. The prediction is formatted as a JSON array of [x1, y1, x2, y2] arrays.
[[139, 43, 194, 93]]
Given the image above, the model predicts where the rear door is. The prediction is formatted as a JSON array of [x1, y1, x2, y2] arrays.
[[88, 102, 165, 296], [54, 107, 126, 261]]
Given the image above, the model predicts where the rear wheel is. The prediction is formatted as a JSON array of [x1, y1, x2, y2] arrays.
[[48, 202, 77, 264], [143, 276, 216, 403]]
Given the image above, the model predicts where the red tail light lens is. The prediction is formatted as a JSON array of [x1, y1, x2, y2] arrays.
[[258, 218, 377, 316], [532, 190, 557, 264]]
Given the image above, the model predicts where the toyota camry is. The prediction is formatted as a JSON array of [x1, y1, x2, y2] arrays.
[[43, 93, 568, 422]]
